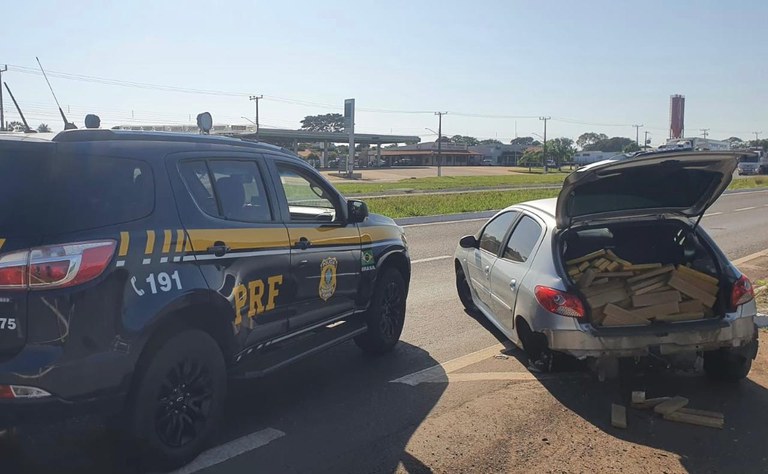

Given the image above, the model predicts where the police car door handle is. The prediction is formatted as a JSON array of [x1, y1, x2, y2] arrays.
[[295, 237, 311, 250], [207, 241, 230, 257]]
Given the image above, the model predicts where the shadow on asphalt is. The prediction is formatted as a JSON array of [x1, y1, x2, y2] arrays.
[[466, 307, 768, 472], [0, 341, 446, 474]]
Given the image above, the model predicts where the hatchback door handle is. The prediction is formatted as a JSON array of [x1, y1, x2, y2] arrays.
[[510, 278, 517, 290], [295, 237, 311, 250], [484, 265, 491, 275], [207, 241, 230, 257]]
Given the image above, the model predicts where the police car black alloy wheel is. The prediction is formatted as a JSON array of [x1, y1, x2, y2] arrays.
[[128, 330, 226, 470], [355, 268, 406, 354], [155, 357, 214, 448]]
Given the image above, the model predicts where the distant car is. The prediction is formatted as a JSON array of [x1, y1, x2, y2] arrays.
[[480, 158, 494, 166], [395, 158, 411, 166], [546, 159, 556, 167], [454, 151, 757, 379]]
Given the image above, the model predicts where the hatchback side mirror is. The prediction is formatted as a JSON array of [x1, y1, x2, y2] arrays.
[[347, 199, 369, 224], [459, 235, 478, 249]]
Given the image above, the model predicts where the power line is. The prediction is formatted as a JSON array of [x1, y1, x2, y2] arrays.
[[700, 128, 710, 139]]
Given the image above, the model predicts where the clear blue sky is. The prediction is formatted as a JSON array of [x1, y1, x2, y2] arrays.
[[4, 0, 767, 144]]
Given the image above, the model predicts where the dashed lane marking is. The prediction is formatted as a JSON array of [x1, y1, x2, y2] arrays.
[[734, 206, 757, 212], [412, 255, 452, 264], [171, 428, 286, 474]]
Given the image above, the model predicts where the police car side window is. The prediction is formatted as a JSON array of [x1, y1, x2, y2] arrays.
[[180, 160, 272, 222], [180, 161, 218, 216], [275, 164, 338, 222]]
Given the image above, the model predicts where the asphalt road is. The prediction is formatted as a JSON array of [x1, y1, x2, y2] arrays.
[[4, 189, 768, 474]]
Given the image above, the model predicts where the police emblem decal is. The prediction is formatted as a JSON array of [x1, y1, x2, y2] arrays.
[[319, 257, 338, 301]]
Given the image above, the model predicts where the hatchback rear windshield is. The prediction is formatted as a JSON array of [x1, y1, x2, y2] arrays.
[[569, 166, 719, 218], [0, 149, 154, 236]]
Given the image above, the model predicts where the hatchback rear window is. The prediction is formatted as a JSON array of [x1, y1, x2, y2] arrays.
[[0, 150, 154, 235]]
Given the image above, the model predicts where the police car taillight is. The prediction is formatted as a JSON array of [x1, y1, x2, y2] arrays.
[[0, 240, 116, 290]]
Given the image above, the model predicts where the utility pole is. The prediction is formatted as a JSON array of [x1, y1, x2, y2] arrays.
[[435, 112, 447, 177], [249, 95, 263, 139], [700, 128, 710, 139], [539, 116, 550, 173], [633, 124, 643, 146], [0, 65, 6, 131], [644, 130, 651, 149], [754, 131, 762, 144]]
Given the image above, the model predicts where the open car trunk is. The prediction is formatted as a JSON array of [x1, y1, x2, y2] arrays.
[[559, 219, 730, 327]]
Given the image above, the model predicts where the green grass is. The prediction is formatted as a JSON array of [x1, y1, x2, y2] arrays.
[[353, 171, 768, 219], [728, 176, 768, 190], [335, 173, 568, 196], [365, 188, 560, 218]]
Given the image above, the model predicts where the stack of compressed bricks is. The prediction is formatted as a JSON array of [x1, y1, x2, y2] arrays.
[[566, 249, 719, 326]]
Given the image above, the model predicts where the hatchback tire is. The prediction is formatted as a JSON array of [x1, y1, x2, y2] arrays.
[[455, 266, 478, 312], [703, 347, 752, 382], [355, 268, 407, 354], [126, 329, 227, 471]]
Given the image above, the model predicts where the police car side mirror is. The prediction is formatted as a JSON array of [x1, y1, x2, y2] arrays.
[[459, 235, 478, 249], [347, 199, 369, 224]]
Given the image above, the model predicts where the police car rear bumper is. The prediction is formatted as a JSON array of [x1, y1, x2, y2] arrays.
[[0, 345, 133, 428]]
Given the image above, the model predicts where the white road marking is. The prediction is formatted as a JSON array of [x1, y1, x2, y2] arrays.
[[703, 212, 722, 217], [171, 428, 286, 474], [733, 247, 768, 266], [412, 255, 452, 264], [734, 206, 757, 212], [115, 261, 125, 267], [391, 344, 504, 386]]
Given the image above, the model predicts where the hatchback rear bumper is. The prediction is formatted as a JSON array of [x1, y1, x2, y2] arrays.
[[543, 312, 757, 359]]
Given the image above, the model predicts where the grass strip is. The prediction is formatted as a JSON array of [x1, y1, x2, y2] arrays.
[[335, 173, 568, 195], [365, 188, 560, 218], [361, 176, 767, 219]]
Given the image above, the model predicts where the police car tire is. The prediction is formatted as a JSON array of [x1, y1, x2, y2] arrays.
[[127, 329, 227, 470], [355, 268, 406, 354]]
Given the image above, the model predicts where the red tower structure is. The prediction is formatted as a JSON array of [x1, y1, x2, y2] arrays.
[[669, 94, 685, 139]]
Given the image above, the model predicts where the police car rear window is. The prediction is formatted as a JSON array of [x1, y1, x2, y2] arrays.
[[0, 152, 154, 235]]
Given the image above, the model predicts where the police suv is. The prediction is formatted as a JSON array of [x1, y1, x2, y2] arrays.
[[0, 129, 410, 469]]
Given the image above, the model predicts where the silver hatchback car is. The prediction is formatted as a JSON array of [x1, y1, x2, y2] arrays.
[[454, 151, 758, 380]]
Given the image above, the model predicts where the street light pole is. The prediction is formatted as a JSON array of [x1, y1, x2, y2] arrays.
[[249, 95, 263, 139], [435, 112, 447, 177], [644, 130, 651, 149], [539, 116, 550, 173]]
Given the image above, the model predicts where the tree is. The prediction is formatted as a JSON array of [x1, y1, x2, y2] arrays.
[[36, 123, 51, 133], [546, 138, 576, 167], [623, 142, 641, 153], [510, 136, 535, 146], [479, 139, 503, 145], [7, 121, 25, 131], [450, 135, 480, 146], [749, 139, 768, 151], [299, 113, 344, 133], [576, 132, 608, 149], [726, 136, 746, 149], [519, 146, 543, 170], [583, 136, 634, 152]]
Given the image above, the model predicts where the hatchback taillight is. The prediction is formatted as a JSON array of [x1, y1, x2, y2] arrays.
[[731, 275, 754, 308], [534, 286, 585, 319], [0, 240, 116, 290]]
